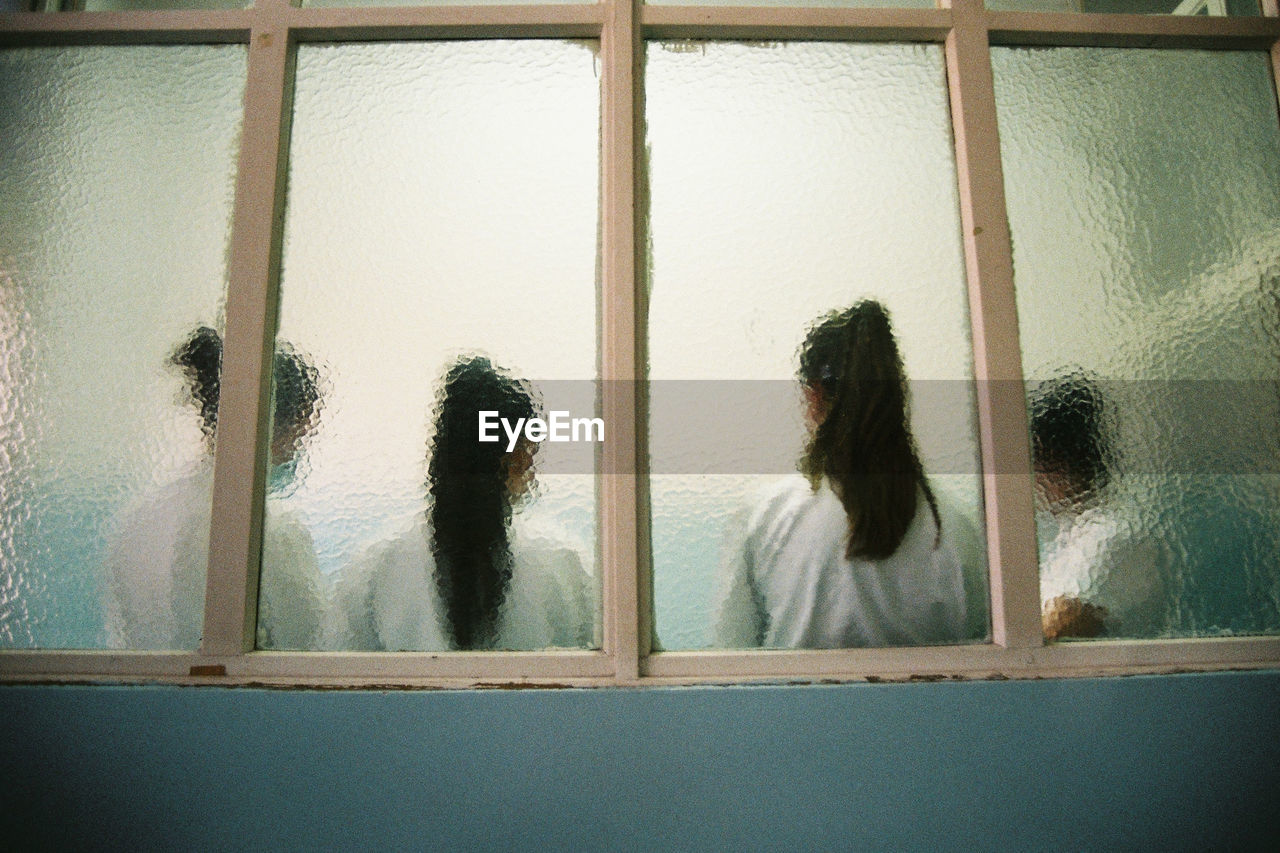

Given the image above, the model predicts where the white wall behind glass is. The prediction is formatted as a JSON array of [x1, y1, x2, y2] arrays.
[[646, 42, 986, 649], [270, 41, 600, 628], [0, 46, 246, 649], [993, 47, 1280, 638]]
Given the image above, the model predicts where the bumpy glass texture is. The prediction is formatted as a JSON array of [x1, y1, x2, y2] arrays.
[[992, 47, 1280, 640], [986, 0, 1259, 15], [647, 42, 989, 651], [269, 40, 600, 651], [0, 46, 247, 649]]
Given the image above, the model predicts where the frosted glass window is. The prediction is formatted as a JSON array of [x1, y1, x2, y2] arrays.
[[268, 40, 600, 652], [0, 46, 247, 650], [986, 0, 1259, 15], [992, 47, 1280, 641], [646, 42, 989, 651]]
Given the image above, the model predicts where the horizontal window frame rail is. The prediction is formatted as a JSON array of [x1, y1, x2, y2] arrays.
[[287, 4, 605, 40], [3, 637, 1279, 686], [641, 7, 953, 41], [2, 0, 1279, 687], [644, 637, 1280, 679], [0, 10, 252, 42], [5, 5, 1279, 45], [0, 650, 617, 682], [0, 6, 608, 45], [985, 10, 1280, 48]]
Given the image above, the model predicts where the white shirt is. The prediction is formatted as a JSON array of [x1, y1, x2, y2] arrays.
[[714, 475, 978, 649], [104, 461, 327, 650], [330, 514, 594, 651], [1037, 503, 1166, 638]]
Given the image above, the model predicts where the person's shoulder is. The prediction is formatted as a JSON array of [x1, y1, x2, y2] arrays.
[[928, 487, 978, 542], [354, 515, 434, 587], [512, 507, 586, 553], [727, 474, 836, 561], [510, 514, 587, 584], [755, 473, 813, 500], [106, 463, 215, 571], [503, 510, 593, 648], [262, 494, 319, 557], [112, 463, 213, 527], [750, 474, 820, 520]]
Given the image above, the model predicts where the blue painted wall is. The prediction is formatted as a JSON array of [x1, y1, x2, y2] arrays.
[[2, 671, 1278, 851]]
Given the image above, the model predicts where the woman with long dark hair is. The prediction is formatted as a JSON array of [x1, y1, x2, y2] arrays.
[[335, 355, 592, 651], [106, 325, 327, 650], [714, 300, 973, 648]]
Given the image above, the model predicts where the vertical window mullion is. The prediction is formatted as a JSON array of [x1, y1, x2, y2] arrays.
[[601, 0, 645, 680], [202, 6, 294, 659], [945, 0, 1043, 650]]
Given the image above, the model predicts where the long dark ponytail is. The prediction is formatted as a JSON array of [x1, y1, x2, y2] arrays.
[[798, 300, 939, 560], [427, 356, 537, 649]]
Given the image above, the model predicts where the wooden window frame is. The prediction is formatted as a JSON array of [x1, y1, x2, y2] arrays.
[[1, 0, 1278, 687]]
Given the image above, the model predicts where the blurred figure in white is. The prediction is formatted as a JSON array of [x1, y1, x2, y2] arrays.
[[331, 355, 593, 651], [105, 326, 327, 650], [1031, 373, 1165, 641], [715, 300, 978, 649]]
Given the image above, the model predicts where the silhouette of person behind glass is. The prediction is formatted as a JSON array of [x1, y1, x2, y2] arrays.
[[105, 326, 327, 650], [1031, 373, 1164, 640], [332, 354, 593, 651], [715, 300, 975, 648]]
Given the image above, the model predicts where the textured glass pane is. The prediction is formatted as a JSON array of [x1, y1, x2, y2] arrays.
[[993, 48, 1280, 641], [269, 40, 600, 651], [0, 46, 247, 650], [647, 42, 989, 651], [986, 0, 1259, 15]]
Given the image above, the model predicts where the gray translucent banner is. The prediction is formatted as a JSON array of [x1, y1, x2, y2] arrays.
[[513, 380, 1280, 476]]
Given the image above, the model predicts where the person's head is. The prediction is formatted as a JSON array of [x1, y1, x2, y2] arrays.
[[170, 326, 321, 469], [1029, 373, 1109, 511], [269, 342, 321, 470], [427, 355, 539, 649], [171, 326, 223, 444], [797, 300, 938, 559]]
